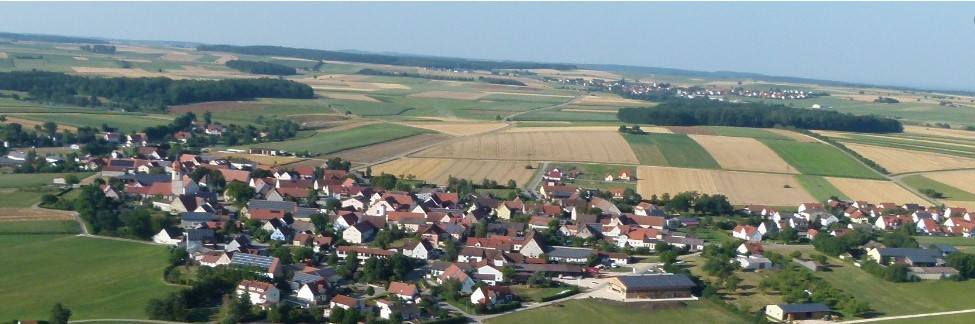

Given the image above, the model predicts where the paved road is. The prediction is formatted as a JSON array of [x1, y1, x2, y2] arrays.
[[806, 308, 975, 323]]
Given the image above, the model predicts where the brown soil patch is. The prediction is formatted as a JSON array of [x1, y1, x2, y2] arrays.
[[844, 143, 975, 174], [324, 134, 451, 164], [371, 157, 537, 186], [636, 166, 815, 206], [416, 131, 638, 164], [408, 91, 489, 100], [0, 208, 74, 221], [321, 92, 380, 102], [2, 117, 77, 132], [575, 94, 647, 106], [400, 122, 506, 136], [689, 135, 798, 174], [826, 177, 928, 204], [666, 126, 716, 135], [483, 91, 573, 98]]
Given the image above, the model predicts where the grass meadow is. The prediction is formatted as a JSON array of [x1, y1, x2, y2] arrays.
[[623, 133, 721, 169], [761, 139, 886, 179]]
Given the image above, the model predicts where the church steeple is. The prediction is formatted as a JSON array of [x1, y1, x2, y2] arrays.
[[171, 162, 183, 196]]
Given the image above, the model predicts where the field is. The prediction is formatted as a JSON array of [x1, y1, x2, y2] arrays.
[[904, 125, 975, 139], [415, 130, 639, 164], [766, 128, 820, 142], [0, 220, 79, 234], [689, 135, 797, 173], [700, 126, 794, 141], [814, 255, 975, 317], [843, 143, 975, 174], [0, 172, 94, 189], [0, 235, 179, 320], [254, 123, 428, 155], [485, 299, 746, 324], [885, 313, 975, 324], [902, 175, 975, 201], [923, 170, 975, 196], [826, 177, 929, 204], [795, 175, 849, 201], [636, 166, 816, 206], [760, 139, 886, 179], [207, 152, 307, 166], [323, 133, 451, 165], [321, 92, 381, 102], [407, 90, 490, 100], [827, 132, 975, 159], [622, 133, 721, 169], [398, 121, 507, 136], [10, 113, 171, 132], [370, 158, 537, 186]]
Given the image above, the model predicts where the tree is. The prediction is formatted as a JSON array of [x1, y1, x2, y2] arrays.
[[330, 306, 346, 323], [725, 275, 741, 292], [64, 174, 80, 185], [204, 111, 213, 125], [501, 265, 516, 283], [50, 302, 72, 324], [366, 286, 375, 296], [947, 252, 975, 279], [225, 181, 257, 205]]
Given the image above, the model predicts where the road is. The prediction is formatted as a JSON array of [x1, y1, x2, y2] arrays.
[[825, 308, 975, 323]]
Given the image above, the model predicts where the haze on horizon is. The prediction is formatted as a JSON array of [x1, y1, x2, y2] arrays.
[[3, 1, 974, 91]]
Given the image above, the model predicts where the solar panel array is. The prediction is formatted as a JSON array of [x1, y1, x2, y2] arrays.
[[231, 253, 274, 270]]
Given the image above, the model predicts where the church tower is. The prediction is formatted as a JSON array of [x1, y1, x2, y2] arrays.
[[171, 161, 184, 196]]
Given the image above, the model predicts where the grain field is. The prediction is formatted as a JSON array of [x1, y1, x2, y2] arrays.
[[415, 131, 638, 164], [689, 135, 798, 174], [636, 166, 815, 206], [844, 143, 975, 174], [826, 177, 928, 204], [371, 158, 536, 186]]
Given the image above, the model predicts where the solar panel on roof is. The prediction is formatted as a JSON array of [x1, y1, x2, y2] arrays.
[[231, 254, 274, 270], [292, 272, 324, 284]]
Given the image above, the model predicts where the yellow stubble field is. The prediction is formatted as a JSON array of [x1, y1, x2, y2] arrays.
[[636, 166, 815, 206], [826, 177, 929, 204], [689, 135, 798, 174], [843, 143, 975, 174], [371, 158, 537, 186], [415, 130, 639, 164]]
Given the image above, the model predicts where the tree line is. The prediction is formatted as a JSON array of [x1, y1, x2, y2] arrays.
[[617, 98, 903, 133], [197, 44, 577, 70], [0, 71, 314, 112], [478, 76, 526, 86], [225, 59, 297, 76], [357, 68, 475, 82], [80, 44, 117, 54]]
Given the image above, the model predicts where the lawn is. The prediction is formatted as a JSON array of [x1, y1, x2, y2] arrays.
[[509, 284, 575, 302], [0, 235, 179, 320], [814, 255, 975, 317], [902, 175, 975, 201], [11, 113, 171, 132], [915, 235, 975, 247], [253, 123, 428, 155], [795, 175, 849, 202], [548, 163, 637, 182], [701, 126, 794, 141], [485, 298, 746, 324], [760, 139, 886, 179], [623, 133, 721, 169], [0, 220, 79, 234], [0, 188, 62, 208], [0, 172, 93, 189], [884, 313, 975, 324]]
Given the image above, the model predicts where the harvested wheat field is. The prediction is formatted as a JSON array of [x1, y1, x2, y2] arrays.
[[114, 45, 174, 54], [0, 208, 74, 221], [924, 171, 975, 195], [766, 129, 820, 143], [503, 126, 672, 134], [575, 94, 647, 106], [346, 81, 411, 90], [844, 143, 975, 174], [322, 92, 381, 102], [904, 126, 975, 139], [826, 177, 928, 204], [160, 52, 202, 62], [372, 158, 536, 186], [636, 166, 815, 206], [408, 91, 489, 100], [71, 67, 167, 78], [400, 122, 506, 136], [2, 117, 77, 132], [323, 134, 451, 165], [689, 135, 798, 173], [941, 200, 975, 210], [415, 131, 639, 164]]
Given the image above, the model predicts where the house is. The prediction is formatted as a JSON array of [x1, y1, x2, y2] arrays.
[[736, 256, 772, 270], [230, 254, 282, 278], [543, 168, 562, 181], [329, 294, 360, 311], [600, 252, 631, 266], [439, 264, 477, 293], [546, 246, 595, 264], [174, 131, 193, 143], [152, 228, 183, 246], [916, 218, 944, 235], [607, 274, 696, 300], [471, 285, 514, 306], [908, 267, 961, 280], [295, 283, 328, 305], [604, 174, 614, 182], [343, 221, 376, 244], [387, 281, 419, 301], [185, 229, 216, 253], [539, 185, 577, 200], [736, 242, 764, 256], [236, 280, 280, 306], [618, 169, 632, 181], [793, 258, 826, 272], [402, 239, 434, 260], [867, 248, 946, 266], [732, 225, 762, 242], [375, 299, 422, 321], [765, 303, 832, 322]]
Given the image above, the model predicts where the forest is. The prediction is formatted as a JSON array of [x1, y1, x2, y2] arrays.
[[617, 98, 903, 133], [80, 44, 117, 54], [0, 71, 314, 112], [225, 59, 297, 76], [197, 44, 576, 70]]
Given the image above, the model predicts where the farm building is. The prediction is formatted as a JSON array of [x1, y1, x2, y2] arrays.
[[765, 303, 832, 321], [607, 274, 696, 300]]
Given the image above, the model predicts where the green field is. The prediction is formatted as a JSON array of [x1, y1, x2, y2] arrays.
[[509, 285, 575, 302], [0, 188, 62, 208], [760, 140, 886, 179], [885, 313, 975, 324], [902, 175, 975, 201], [252, 123, 427, 155], [623, 133, 721, 169], [915, 235, 975, 247], [0, 220, 79, 234], [701, 126, 794, 141], [0, 235, 178, 320], [815, 255, 975, 317], [486, 299, 746, 324], [795, 175, 849, 202], [11, 113, 171, 132], [0, 172, 93, 189]]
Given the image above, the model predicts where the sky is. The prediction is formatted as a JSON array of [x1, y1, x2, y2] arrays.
[[2, 1, 975, 90]]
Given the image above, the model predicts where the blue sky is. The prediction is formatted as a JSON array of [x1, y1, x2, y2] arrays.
[[3, 2, 974, 90]]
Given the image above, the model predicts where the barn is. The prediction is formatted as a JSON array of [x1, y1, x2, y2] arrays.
[[607, 274, 696, 300]]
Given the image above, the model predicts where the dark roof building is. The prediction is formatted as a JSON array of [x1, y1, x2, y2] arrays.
[[607, 274, 696, 300], [766, 303, 832, 321]]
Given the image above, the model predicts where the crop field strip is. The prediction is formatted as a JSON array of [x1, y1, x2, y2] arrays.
[[688, 134, 798, 174], [415, 130, 639, 164], [829, 133, 975, 159], [635, 166, 816, 206], [371, 158, 537, 186], [759, 139, 887, 180], [622, 133, 722, 169], [842, 143, 975, 174], [795, 175, 849, 201], [699, 126, 796, 141], [826, 177, 929, 204], [901, 174, 975, 201], [247, 123, 429, 155]]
